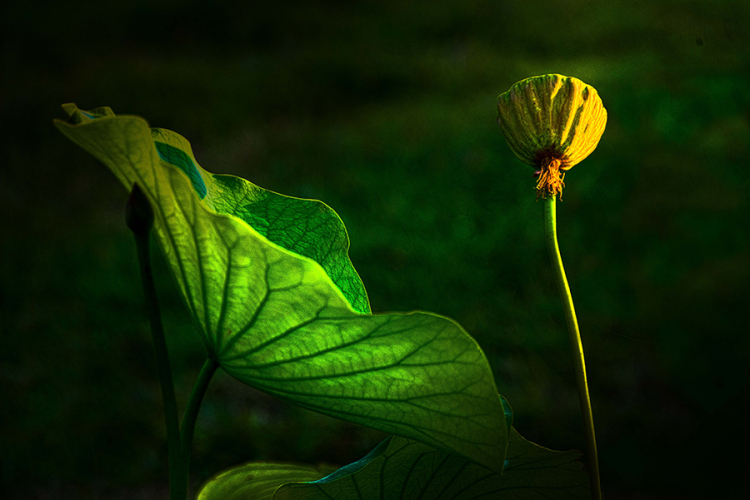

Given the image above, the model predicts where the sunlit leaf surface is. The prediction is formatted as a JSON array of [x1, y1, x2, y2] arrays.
[[55, 105, 509, 472], [57, 104, 370, 313]]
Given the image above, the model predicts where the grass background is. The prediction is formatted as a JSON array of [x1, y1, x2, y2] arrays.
[[2, 0, 749, 498]]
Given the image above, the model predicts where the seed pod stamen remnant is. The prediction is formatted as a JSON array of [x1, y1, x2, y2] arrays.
[[535, 157, 565, 200]]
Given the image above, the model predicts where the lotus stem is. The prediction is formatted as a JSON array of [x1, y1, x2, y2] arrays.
[[543, 195, 602, 500]]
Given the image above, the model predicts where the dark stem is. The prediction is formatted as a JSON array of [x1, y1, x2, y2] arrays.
[[132, 228, 185, 500]]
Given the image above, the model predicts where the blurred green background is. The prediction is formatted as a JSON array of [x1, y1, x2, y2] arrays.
[[2, 0, 749, 498]]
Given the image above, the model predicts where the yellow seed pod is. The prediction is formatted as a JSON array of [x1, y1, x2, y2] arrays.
[[497, 74, 607, 199]]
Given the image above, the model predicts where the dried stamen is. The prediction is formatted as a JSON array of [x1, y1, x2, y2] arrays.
[[535, 157, 566, 200]]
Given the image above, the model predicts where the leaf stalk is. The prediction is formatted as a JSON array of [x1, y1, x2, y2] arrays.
[[179, 356, 219, 494]]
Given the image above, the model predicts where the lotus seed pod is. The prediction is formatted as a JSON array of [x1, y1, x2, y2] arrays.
[[497, 74, 607, 199]]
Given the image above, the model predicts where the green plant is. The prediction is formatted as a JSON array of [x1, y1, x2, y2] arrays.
[[54, 88, 596, 499]]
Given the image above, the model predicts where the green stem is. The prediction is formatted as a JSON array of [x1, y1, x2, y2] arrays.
[[543, 196, 602, 500], [133, 230, 185, 500], [179, 357, 218, 495]]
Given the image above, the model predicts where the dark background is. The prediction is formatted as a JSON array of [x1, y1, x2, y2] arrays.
[[2, 0, 749, 498]]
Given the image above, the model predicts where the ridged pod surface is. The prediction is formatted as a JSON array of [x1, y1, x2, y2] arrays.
[[497, 74, 607, 170], [497, 74, 607, 198]]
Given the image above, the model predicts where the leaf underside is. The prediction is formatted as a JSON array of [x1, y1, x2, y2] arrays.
[[55, 105, 509, 472]]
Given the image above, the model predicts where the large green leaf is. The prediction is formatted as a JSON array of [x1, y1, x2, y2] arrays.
[[55, 105, 509, 472]]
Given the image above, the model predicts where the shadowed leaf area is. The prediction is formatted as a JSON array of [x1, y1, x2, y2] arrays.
[[198, 428, 588, 500]]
